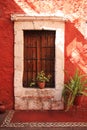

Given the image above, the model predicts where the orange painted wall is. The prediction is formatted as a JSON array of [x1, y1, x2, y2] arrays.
[[0, 0, 87, 109], [65, 21, 87, 81]]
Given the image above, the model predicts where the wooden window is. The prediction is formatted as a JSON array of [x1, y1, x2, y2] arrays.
[[23, 30, 55, 88]]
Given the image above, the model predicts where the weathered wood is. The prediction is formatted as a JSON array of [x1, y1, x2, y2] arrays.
[[23, 30, 55, 88]]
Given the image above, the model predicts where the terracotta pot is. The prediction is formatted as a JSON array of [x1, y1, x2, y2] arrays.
[[74, 95, 83, 106], [0, 104, 6, 113], [37, 82, 45, 89]]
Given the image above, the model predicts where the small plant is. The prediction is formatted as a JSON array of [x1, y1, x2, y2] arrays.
[[30, 70, 52, 88], [62, 69, 87, 111]]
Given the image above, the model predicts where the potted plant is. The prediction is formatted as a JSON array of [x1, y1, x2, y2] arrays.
[[62, 69, 87, 111], [30, 70, 52, 89]]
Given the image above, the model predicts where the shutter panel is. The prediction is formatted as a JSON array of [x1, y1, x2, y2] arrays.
[[23, 30, 55, 88]]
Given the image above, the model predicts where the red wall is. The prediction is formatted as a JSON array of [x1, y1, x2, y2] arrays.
[[0, 0, 87, 109], [0, 0, 24, 109]]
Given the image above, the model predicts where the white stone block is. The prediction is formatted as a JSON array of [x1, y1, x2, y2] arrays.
[[14, 44, 23, 58], [42, 100, 51, 110], [14, 70, 23, 87], [28, 98, 42, 110], [14, 57, 23, 71], [15, 97, 27, 110], [14, 30, 23, 44]]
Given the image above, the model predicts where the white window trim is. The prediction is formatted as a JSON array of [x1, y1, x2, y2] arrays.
[[12, 14, 65, 110]]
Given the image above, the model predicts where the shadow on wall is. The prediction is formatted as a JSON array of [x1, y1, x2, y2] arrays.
[[65, 21, 87, 82], [0, 0, 24, 18]]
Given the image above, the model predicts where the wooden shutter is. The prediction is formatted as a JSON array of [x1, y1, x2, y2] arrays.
[[23, 30, 55, 88]]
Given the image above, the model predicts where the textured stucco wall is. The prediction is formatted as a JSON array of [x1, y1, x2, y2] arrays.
[[0, 0, 23, 109], [65, 21, 87, 81]]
